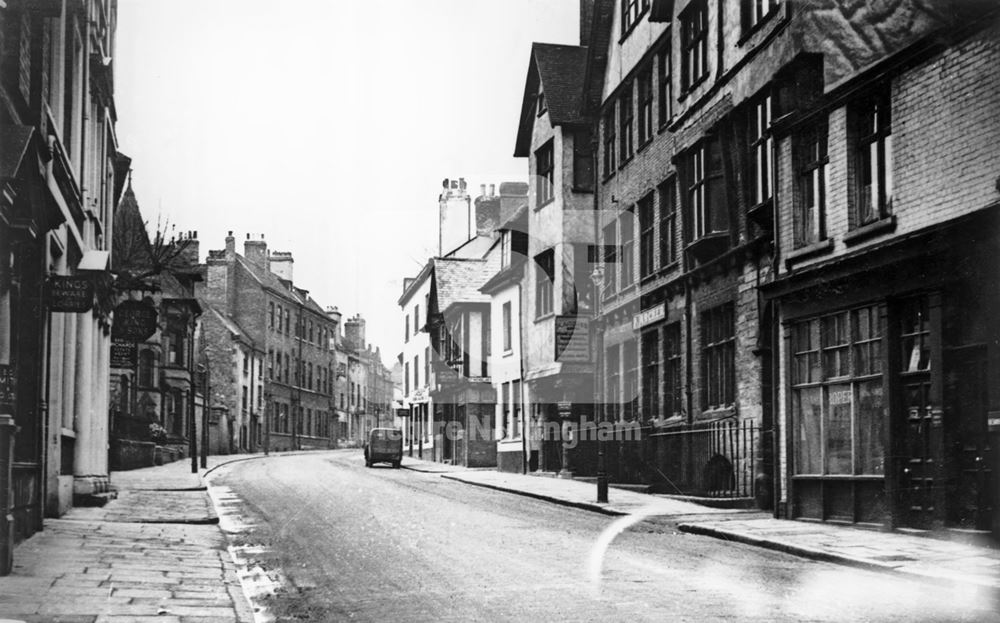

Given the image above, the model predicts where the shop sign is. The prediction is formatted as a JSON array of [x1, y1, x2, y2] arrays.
[[0, 365, 15, 403], [555, 315, 590, 363], [632, 304, 666, 330], [47, 276, 93, 313], [110, 340, 137, 368], [410, 388, 429, 403], [111, 300, 158, 342]]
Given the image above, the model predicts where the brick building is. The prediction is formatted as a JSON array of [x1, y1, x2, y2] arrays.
[[1, 0, 128, 566], [199, 233, 338, 453]]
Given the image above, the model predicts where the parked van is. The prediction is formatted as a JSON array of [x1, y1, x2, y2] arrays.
[[364, 427, 403, 468]]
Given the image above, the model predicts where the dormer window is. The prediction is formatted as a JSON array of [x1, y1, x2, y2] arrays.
[[537, 91, 546, 117]]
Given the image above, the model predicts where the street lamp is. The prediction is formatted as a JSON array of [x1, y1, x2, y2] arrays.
[[590, 265, 608, 504]]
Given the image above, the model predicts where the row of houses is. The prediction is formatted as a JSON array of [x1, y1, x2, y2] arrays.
[[0, 0, 394, 575], [398, 0, 999, 540]]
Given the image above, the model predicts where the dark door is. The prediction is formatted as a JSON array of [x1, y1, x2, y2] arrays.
[[946, 346, 992, 531], [897, 296, 936, 529]]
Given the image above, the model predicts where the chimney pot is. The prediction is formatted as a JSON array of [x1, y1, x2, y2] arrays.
[[489, 184, 495, 196]]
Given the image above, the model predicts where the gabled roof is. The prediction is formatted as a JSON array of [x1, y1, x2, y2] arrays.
[[201, 300, 252, 345], [514, 43, 590, 157], [234, 255, 327, 316], [479, 256, 527, 295], [432, 255, 500, 314], [498, 203, 529, 233]]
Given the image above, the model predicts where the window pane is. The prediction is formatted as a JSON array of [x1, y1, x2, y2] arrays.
[[794, 386, 822, 474], [825, 383, 853, 474], [856, 378, 885, 475]]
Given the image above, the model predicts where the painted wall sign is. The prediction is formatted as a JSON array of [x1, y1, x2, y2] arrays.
[[110, 340, 138, 368], [632, 304, 666, 330], [555, 316, 590, 363], [111, 300, 158, 342], [47, 276, 93, 313]]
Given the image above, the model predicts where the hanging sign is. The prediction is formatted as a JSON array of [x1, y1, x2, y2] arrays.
[[111, 300, 158, 342], [110, 340, 138, 368], [47, 276, 93, 313], [555, 316, 590, 363]]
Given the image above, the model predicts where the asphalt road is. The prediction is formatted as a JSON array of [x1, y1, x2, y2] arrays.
[[212, 450, 998, 622]]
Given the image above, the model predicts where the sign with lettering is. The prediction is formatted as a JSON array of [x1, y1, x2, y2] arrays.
[[110, 340, 138, 368], [632, 304, 666, 330], [111, 300, 158, 342], [555, 316, 590, 363], [47, 276, 93, 313], [0, 365, 15, 404]]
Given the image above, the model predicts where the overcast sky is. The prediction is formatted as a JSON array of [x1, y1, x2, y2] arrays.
[[115, 0, 579, 366]]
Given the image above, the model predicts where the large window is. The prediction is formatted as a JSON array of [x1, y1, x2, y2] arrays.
[[794, 122, 829, 247], [657, 44, 672, 127], [502, 301, 512, 352], [688, 139, 728, 239], [619, 85, 634, 162], [701, 303, 735, 410], [534, 249, 555, 317], [638, 68, 654, 146], [536, 140, 555, 205], [623, 339, 639, 421], [659, 177, 677, 266], [663, 323, 682, 418], [638, 193, 655, 278], [749, 92, 773, 207], [641, 329, 659, 422], [620, 208, 635, 287], [602, 221, 618, 296], [792, 304, 885, 475], [852, 86, 893, 227], [681, 0, 708, 91]]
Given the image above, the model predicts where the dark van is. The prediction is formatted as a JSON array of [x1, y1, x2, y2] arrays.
[[364, 427, 403, 468]]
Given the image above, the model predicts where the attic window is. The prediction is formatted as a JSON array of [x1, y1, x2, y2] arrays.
[[537, 91, 547, 117]]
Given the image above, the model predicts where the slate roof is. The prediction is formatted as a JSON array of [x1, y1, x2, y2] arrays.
[[202, 301, 252, 344], [235, 255, 328, 316], [433, 254, 500, 314], [514, 43, 589, 157], [498, 203, 529, 233]]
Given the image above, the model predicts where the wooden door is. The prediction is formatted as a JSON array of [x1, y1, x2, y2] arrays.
[[946, 346, 992, 531]]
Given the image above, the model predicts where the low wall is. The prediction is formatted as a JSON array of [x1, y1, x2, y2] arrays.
[[110, 439, 156, 471]]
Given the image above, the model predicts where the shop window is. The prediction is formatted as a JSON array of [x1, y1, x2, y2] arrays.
[[641, 329, 660, 422], [701, 303, 735, 410], [851, 86, 893, 227], [662, 323, 682, 417], [791, 304, 885, 476], [794, 122, 829, 247]]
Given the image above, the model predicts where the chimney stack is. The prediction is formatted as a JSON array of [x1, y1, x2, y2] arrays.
[[244, 234, 268, 268], [225, 231, 235, 259], [580, 0, 595, 47], [269, 251, 294, 282]]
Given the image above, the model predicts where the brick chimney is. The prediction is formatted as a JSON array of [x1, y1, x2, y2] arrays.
[[269, 251, 294, 282], [225, 231, 235, 259], [499, 181, 529, 229], [580, 0, 595, 47], [175, 231, 200, 267], [244, 233, 267, 268], [344, 314, 366, 352]]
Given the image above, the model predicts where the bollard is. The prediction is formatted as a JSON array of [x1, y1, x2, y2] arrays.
[[0, 414, 16, 575]]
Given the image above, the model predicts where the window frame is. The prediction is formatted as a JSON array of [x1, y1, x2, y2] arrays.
[[502, 301, 512, 353], [794, 121, 829, 248], [602, 220, 618, 296], [621, 0, 651, 38], [620, 207, 636, 287], [638, 193, 656, 279], [687, 138, 728, 240], [603, 106, 617, 179], [619, 85, 635, 163], [851, 86, 894, 228], [658, 177, 677, 267], [748, 91, 774, 208], [700, 303, 735, 410], [536, 139, 555, 206], [637, 68, 654, 147], [534, 249, 555, 318], [657, 42, 672, 128], [680, 0, 709, 92]]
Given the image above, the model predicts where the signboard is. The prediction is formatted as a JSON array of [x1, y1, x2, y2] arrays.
[[554, 315, 591, 363], [47, 276, 93, 313], [0, 365, 15, 403], [111, 300, 158, 342], [632, 304, 666, 330], [110, 340, 138, 368]]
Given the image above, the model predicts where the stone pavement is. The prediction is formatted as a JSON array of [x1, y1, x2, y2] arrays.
[[401, 455, 1000, 599], [0, 455, 261, 623]]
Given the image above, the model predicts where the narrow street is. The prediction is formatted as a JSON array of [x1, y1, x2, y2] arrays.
[[211, 451, 998, 622]]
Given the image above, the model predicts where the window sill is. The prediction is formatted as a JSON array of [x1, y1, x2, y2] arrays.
[[658, 120, 672, 135], [843, 215, 896, 246], [737, 8, 781, 47], [636, 137, 653, 155], [746, 197, 773, 229], [502, 349, 514, 358], [784, 239, 833, 268], [657, 260, 680, 277], [534, 198, 555, 212], [686, 232, 730, 263], [601, 171, 616, 185], [618, 153, 634, 169], [618, 8, 649, 43], [533, 313, 555, 324], [678, 74, 709, 102]]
